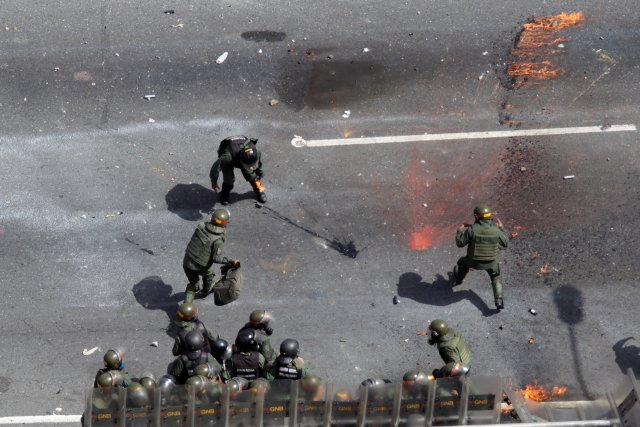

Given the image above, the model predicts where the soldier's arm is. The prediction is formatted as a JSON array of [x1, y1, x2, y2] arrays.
[[255, 152, 264, 178], [169, 358, 183, 379], [205, 324, 220, 343], [210, 237, 231, 266], [209, 158, 222, 185], [258, 353, 267, 376], [264, 364, 276, 381], [498, 228, 509, 248], [122, 373, 132, 388], [172, 336, 182, 357], [455, 227, 471, 247]]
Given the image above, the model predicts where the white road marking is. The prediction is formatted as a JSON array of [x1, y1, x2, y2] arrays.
[[0, 415, 81, 424], [290, 124, 636, 148]]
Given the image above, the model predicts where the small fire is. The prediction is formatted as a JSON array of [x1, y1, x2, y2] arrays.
[[539, 262, 549, 275], [521, 382, 568, 402], [507, 12, 585, 89]]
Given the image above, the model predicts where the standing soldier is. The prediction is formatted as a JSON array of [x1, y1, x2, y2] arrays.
[[453, 203, 509, 309], [182, 208, 240, 303], [238, 310, 277, 364], [172, 302, 219, 356], [417, 319, 472, 375], [210, 135, 267, 205]]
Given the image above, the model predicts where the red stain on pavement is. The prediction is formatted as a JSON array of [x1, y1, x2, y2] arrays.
[[403, 148, 499, 251]]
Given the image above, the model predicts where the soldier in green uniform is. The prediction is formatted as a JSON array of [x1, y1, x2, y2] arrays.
[[238, 310, 276, 364], [210, 135, 266, 205], [228, 329, 267, 381], [93, 349, 132, 388], [453, 204, 509, 309], [169, 331, 222, 384], [183, 208, 240, 303], [266, 338, 311, 380], [417, 319, 472, 374], [172, 302, 220, 356]]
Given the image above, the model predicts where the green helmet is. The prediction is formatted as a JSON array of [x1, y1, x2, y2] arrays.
[[429, 319, 449, 338], [226, 377, 247, 395], [194, 362, 220, 379], [402, 370, 430, 384], [301, 374, 322, 395], [211, 208, 230, 227], [186, 375, 208, 393], [97, 371, 124, 388], [177, 302, 198, 321], [205, 382, 223, 402], [103, 349, 123, 370], [443, 362, 470, 377], [249, 310, 270, 326], [249, 378, 271, 395], [127, 383, 149, 407], [473, 204, 492, 219], [139, 372, 156, 390]]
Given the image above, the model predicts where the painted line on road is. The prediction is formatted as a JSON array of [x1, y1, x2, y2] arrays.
[[0, 415, 81, 424], [290, 124, 637, 148]]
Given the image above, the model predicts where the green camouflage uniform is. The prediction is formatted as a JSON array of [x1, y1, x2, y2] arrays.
[[93, 368, 132, 388], [172, 318, 219, 356], [437, 328, 472, 368], [455, 219, 508, 305], [183, 221, 230, 303]]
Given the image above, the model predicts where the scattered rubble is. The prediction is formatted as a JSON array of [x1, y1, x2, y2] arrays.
[[82, 347, 99, 356], [143, 94, 156, 100], [269, 99, 279, 106], [164, 9, 175, 14], [342, 110, 351, 119], [563, 175, 575, 180], [393, 296, 399, 305], [528, 337, 536, 344], [216, 52, 228, 64], [150, 341, 159, 347], [529, 308, 538, 315]]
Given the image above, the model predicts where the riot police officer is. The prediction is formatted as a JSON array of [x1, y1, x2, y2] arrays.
[[210, 135, 267, 205], [238, 310, 276, 364], [93, 349, 132, 388], [169, 331, 222, 384], [267, 338, 310, 380], [453, 204, 509, 309], [417, 319, 472, 372], [172, 302, 220, 356], [228, 329, 266, 381], [183, 208, 240, 303]]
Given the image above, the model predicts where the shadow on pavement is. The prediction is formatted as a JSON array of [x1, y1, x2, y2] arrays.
[[241, 30, 287, 42], [132, 276, 184, 338], [396, 272, 498, 317], [612, 337, 640, 377], [165, 183, 217, 221], [554, 284, 593, 399]]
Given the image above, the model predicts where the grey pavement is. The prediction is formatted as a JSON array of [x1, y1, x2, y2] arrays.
[[0, 0, 639, 418]]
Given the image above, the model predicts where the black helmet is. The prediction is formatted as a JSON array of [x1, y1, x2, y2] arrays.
[[177, 303, 198, 321], [185, 331, 205, 358], [279, 338, 299, 358], [212, 338, 232, 361], [103, 349, 124, 370], [240, 145, 258, 166], [235, 329, 258, 352], [473, 203, 492, 219]]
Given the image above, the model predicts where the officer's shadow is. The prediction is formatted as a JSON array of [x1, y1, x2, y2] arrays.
[[397, 272, 499, 317], [132, 276, 185, 338], [165, 183, 217, 221]]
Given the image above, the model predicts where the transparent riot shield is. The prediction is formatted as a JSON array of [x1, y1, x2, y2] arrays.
[[125, 386, 156, 426], [84, 387, 126, 426], [192, 381, 224, 427], [226, 386, 259, 427], [399, 380, 432, 426], [430, 377, 464, 425], [160, 384, 189, 426], [328, 384, 360, 426], [262, 379, 294, 427], [362, 382, 398, 425], [297, 380, 327, 427]]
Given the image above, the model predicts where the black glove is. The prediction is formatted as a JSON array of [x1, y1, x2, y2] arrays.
[[263, 325, 273, 336]]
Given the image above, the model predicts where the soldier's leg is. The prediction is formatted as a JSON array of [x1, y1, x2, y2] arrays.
[[487, 263, 503, 309], [183, 266, 201, 303], [220, 166, 235, 205], [201, 267, 216, 296], [453, 257, 471, 285], [242, 169, 267, 203]]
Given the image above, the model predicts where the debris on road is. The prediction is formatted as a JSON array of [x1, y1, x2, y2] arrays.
[[510, 232, 519, 238], [216, 52, 228, 64], [143, 94, 155, 100], [150, 341, 159, 347], [557, 43, 565, 48], [269, 99, 279, 106], [520, 166, 527, 172], [532, 250, 540, 259], [54, 67, 60, 72], [478, 73, 485, 81], [528, 337, 536, 344], [529, 308, 538, 315], [482, 51, 489, 55], [82, 347, 99, 356], [106, 211, 124, 218], [170, 22, 184, 28], [114, 52, 120, 57], [327, 54, 334, 60], [393, 296, 399, 305], [499, 325, 504, 330], [342, 110, 351, 119], [258, 49, 263, 54], [537, 262, 550, 277], [164, 9, 175, 14], [287, 47, 296, 53], [339, 337, 347, 342], [53, 408, 63, 415], [80, 214, 87, 219], [563, 175, 575, 180], [363, 47, 370, 52], [422, 203, 428, 208], [148, 118, 155, 123]]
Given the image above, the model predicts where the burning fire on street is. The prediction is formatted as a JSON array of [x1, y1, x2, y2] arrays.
[[521, 382, 569, 402], [507, 12, 585, 89]]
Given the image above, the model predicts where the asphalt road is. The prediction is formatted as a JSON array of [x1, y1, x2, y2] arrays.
[[1, 0, 639, 419]]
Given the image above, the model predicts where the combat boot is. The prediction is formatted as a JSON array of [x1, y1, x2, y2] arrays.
[[491, 277, 504, 310], [251, 178, 267, 203], [452, 265, 463, 286], [184, 281, 199, 304], [220, 183, 233, 205]]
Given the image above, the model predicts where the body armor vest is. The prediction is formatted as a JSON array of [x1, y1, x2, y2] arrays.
[[185, 223, 224, 267], [438, 330, 472, 365], [274, 356, 302, 380], [467, 221, 501, 261], [231, 352, 261, 381]]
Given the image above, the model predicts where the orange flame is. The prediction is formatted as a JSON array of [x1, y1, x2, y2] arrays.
[[508, 12, 585, 89], [539, 262, 549, 275], [521, 382, 568, 401]]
